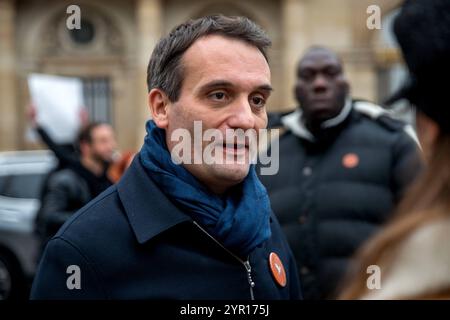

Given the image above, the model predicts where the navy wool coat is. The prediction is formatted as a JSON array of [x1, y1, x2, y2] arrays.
[[30, 154, 301, 300]]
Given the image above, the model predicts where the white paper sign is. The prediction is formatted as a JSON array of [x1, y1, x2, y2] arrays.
[[28, 74, 84, 144]]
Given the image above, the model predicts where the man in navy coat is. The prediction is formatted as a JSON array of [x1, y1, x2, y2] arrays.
[[30, 15, 301, 300]]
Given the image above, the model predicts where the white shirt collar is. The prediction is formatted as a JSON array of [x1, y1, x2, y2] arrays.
[[281, 97, 353, 142]]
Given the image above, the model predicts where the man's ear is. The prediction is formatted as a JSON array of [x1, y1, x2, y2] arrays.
[[148, 88, 170, 129]]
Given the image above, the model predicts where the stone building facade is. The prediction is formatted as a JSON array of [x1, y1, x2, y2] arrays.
[[0, 0, 403, 151]]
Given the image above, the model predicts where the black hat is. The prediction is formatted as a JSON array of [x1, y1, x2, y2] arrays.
[[386, 0, 450, 132]]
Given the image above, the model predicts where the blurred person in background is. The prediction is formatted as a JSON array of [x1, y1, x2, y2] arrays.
[[33, 121, 116, 248], [258, 46, 423, 299], [29, 104, 132, 183], [340, 0, 450, 299], [27, 104, 87, 171]]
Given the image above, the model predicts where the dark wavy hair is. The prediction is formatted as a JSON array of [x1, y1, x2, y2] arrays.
[[146, 15, 271, 102]]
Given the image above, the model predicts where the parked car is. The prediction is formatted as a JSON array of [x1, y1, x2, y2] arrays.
[[0, 150, 56, 299]]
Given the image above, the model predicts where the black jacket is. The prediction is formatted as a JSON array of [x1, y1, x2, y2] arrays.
[[30, 154, 301, 300], [35, 168, 92, 245], [259, 103, 422, 299], [35, 162, 112, 246]]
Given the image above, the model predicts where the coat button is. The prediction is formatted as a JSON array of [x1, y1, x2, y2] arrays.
[[300, 266, 310, 275], [302, 167, 312, 176], [298, 215, 307, 224]]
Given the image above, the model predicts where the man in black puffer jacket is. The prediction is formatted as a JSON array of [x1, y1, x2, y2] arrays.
[[258, 46, 422, 299]]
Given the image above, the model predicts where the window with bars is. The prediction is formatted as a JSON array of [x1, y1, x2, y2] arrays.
[[81, 77, 112, 124]]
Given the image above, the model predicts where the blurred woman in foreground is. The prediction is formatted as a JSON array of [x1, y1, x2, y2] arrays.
[[340, 0, 450, 299]]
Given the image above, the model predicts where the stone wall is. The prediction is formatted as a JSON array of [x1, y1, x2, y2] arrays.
[[0, 0, 402, 151]]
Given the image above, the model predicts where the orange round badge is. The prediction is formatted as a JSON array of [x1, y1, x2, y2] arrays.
[[269, 252, 287, 287], [342, 153, 359, 168]]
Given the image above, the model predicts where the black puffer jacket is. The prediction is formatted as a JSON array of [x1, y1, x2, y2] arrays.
[[258, 102, 422, 299]]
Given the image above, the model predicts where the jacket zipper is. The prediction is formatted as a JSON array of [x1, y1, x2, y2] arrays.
[[193, 221, 255, 300]]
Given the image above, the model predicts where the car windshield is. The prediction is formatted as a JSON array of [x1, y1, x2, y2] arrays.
[[0, 173, 46, 199]]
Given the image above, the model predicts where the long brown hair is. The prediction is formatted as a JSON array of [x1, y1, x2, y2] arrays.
[[339, 132, 450, 299]]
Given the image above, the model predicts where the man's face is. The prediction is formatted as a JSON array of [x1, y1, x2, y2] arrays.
[[295, 49, 349, 127], [164, 35, 271, 194], [87, 125, 117, 166]]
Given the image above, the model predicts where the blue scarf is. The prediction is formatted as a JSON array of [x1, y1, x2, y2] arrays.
[[140, 120, 272, 257]]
